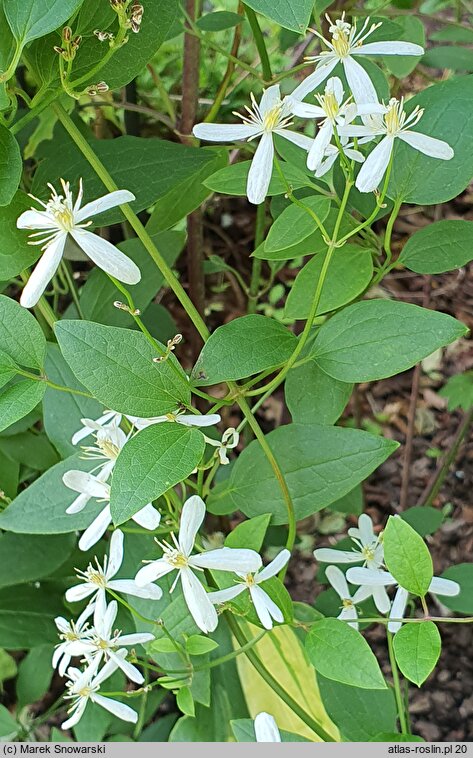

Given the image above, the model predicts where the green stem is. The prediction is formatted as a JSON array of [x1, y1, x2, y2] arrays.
[[15, 368, 94, 399], [0, 39, 23, 84], [243, 5, 272, 82], [61, 261, 84, 319], [387, 631, 408, 735], [248, 201, 266, 314]]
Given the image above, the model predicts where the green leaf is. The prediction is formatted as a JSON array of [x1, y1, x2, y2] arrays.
[[385, 17, 425, 78], [440, 563, 473, 614], [191, 315, 297, 385], [0, 125, 21, 206], [422, 46, 473, 71], [243, 0, 314, 32], [186, 636, 219, 656], [0, 704, 18, 739], [285, 360, 352, 426], [0, 294, 46, 368], [0, 379, 45, 433], [317, 674, 397, 741], [176, 687, 195, 718], [110, 424, 206, 525], [0, 430, 58, 470], [55, 320, 190, 417], [399, 220, 473, 274], [0, 192, 41, 279], [306, 618, 387, 689], [0, 584, 64, 648], [265, 197, 331, 253], [4, 0, 83, 44], [439, 371, 473, 411], [0, 649, 17, 684], [401, 506, 444, 537], [312, 300, 467, 383], [0, 453, 104, 534], [393, 621, 441, 686], [197, 11, 244, 31], [209, 424, 398, 523], [0, 532, 74, 588], [224, 514, 271, 552], [0, 349, 18, 389], [388, 76, 473, 205], [383, 516, 433, 596], [205, 160, 309, 197], [284, 245, 373, 320], [16, 645, 54, 707]]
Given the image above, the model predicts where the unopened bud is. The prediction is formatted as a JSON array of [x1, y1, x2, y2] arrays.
[[54, 46, 66, 56], [63, 26, 72, 42], [94, 29, 114, 42], [129, 2, 144, 33], [113, 300, 140, 315]]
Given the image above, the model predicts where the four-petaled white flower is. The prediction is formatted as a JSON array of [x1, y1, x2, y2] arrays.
[[291, 14, 424, 105], [325, 565, 373, 630], [209, 549, 290, 629], [203, 427, 240, 465], [129, 409, 221, 431], [193, 84, 313, 205], [62, 471, 160, 551], [17, 180, 141, 308], [65, 529, 162, 609], [340, 97, 454, 192], [135, 495, 262, 633], [289, 77, 383, 170], [61, 655, 137, 730], [53, 607, 92, 677], [346, 567, 460, 632], [66, 599, 154, 685], [254, 712, 281, 742]]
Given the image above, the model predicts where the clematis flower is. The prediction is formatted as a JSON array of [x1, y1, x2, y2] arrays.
[[17, 180, 141, 308], [66, 599, 154, 685], [61, 655, 137, 730], [135, 495, 262, 633], [313, 139, 364, 177], [346, 567, 460, 632], [53, 607, 92, 677], [325, 565, 373, 630], [72, 411, 125, 446], [80, 423, 127, 481], [209, 549, 290, 629], [339, 97, 454, 192], [291, 14, 424, 105], [193, 84, 313, 205], [65, 529, 162, 610], [289, 77, 383, 170], [203, 427, 240, 465], [62, 471, 160, 551], [129, 409, 221, 431], [254, 712, 281, 742]]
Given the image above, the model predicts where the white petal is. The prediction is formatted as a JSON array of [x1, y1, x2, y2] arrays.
[[429, 577, 460, 597], [338, 605, 359, 631], [92, 693, 138, 723], [178, 495, 206, 555], [74, 190, 135, 222], [355, 41, 424, 56], [20, 233, 67, 308], [254, 712, 281, 743], [107, 650, 144, 685], [315, 152, 338, 177], [388, 587, 409, 634], [338, 124, 384, 138], [251, 585, 283, 628], [78, 505, 112, 551], [132, 503, 161, 530], [247, 133, 274, 205], [289, 101, 326, 119], [17, 209, 57, 230], [107, 529, 124, 579], [190, 547, 262, 573], [308, 121, 334, 171], [290, 58, 338, 101], [92, 654, 121, 687], [358, 513, 375, 546], [61, 698, 88, 731], [178, 413, 221, 427], [398, 131, 454, 160], [65, 584, 96, 604], [352, 584, 374, 604], [181, 568, 218, 634], [96, 598, 117, 637], [347, 567, 396, 586], [343, 55, 378, 104], [134, 559, 174, 587], [108, 579, 163, 600], [327, 76, 344, 104], [118, 632, 154, 646], [70, 230, 141, 285], [257, 549, 291, 582], [209, 584, 246, 604], [65, 493, 90, 515], [259, 84, 281, 116], [355, 136, 394, 193], [314, 548, 362, 564], [344, 148, 365, 164], [193, 123, 258, 142], [371, 585, 392, 614], [326, 565, 350, 600], [63, 470, 109, 499]]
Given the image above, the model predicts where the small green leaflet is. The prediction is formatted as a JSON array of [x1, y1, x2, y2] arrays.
[[4, 0, 84, 44], [393, 622, 441, 686], [399, 220, 473, 274], [383, 516, 433, 597], [0, 126, 21, 206], [243, 0, 314, 32], [441, 564, 473, 614], [205, 160, 309, 197], [0, 295, 46, 369], [264, 197, 331, 253], [0, 193, 40, 279], [0, 380, 45, 434], [306, 618, 387, 690], [285, 360, 352, 426]]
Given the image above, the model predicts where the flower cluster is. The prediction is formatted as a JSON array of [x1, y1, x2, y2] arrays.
[[193, 15, 453, 204]]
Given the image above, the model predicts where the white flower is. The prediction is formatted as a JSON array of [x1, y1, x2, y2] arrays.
[[346, 567, 460, 632], [254, 712, 281, 742], [289, 76, 383, 170], [209, 549, 290, 629], [314, 139, 364, 177], [130, 409, 221, 431], [135, 495, 262, 633], [17, 180, 141, 308], [203, 427, 239, 465], [193, 84, 313, 205], [291, 14, 424, 105], [65, 529, 162, 609], [79, 423, 128, 481], [72, 411, 125, 446], [339, 97, 454, 193], [53, 607, 92, 677], [325, 565, 373, 630], [62, 471, 160, 551], [61, 655, 137, 731], [66, 599, 154, 685]]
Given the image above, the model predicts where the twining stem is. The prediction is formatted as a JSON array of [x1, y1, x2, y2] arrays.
[[243, 5, 272, 82], [61, 261, 84, 319], [248, 201, 267, 314], [387, 631, 408, 735]]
